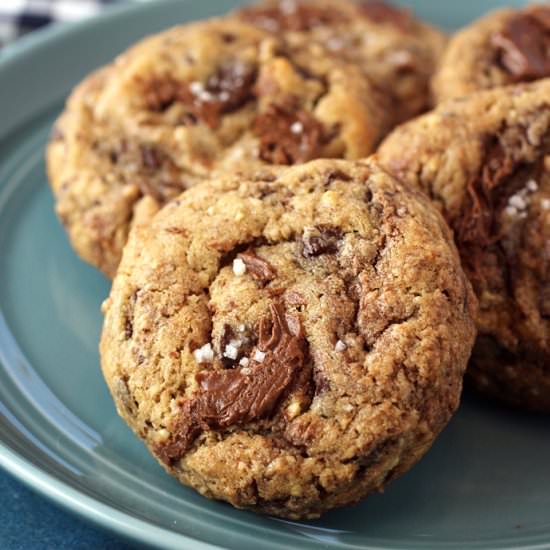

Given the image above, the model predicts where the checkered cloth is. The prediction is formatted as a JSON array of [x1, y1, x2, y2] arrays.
[[0, 0, 127, 48]]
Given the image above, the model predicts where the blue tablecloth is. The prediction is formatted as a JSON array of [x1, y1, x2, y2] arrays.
[[0, 469, 136, 549]]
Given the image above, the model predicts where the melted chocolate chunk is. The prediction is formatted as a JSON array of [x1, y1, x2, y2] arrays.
[[301, 225, 343, 258], [156, 303, 308, 465], [254, 104, 326, 165], [143, 77, 182, 112], [493, 7, 550, 81], [456, 138, 515, 248], [143, 61, 256, 128], [204, 60, 257, 114], [359, 1, 412, 31], [178, 61, 257, 129], [238, 249, 277, 283], [154, 401, 202, 465], [453, 129, 546, 289], [239, 2, 348, 32]]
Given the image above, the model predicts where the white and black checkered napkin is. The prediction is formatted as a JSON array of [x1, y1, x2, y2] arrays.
[[0, 0, 124, 48]]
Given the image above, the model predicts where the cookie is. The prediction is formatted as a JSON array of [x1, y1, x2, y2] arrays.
[[237, 0, 447, 123], [433, 5, 550, 103], [100, 159, 476, 519], [47, 18, 391, 278], [377, 80, 550, 413]]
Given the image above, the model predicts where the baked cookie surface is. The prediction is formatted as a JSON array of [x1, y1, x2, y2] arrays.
[[237, 0, 447, 122], [100, 159, 476, 519], [433, 5, 550, 103], [378, 80, 550, 413], [47, 18, 388, 277]]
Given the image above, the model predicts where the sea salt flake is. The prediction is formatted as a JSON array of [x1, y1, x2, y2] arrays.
[[541, 198, 550, 210], [505, 205, 518, 217], [194, 343, 214, 363], [239, 357, 250, 367], [223, 344, 239, 360], [526, 179, 539, 192], [335, 340, 347, 352], [290, 121, 304, 134], [254, 350, 266, 363], [508, 194, 527, 210], [190, 81, 203, 95], [198, 90, 214, 102], [233, 258, 247, 276]]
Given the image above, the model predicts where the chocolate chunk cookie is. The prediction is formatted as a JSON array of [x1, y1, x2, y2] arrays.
[[378, 80, 550, 413], [433, 5, 550, 103], [47, 18, 390, 278], [100, 159, 476, 518], [237, 0, 447, 123]]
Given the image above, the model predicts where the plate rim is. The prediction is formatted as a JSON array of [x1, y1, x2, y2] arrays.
[[0, 1, 549, 549]]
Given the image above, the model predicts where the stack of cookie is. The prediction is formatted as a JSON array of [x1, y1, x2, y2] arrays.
[[46, 0, 548, 520]]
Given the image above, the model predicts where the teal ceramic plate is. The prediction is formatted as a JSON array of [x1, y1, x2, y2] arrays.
[[0, 1, 549, 548]]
